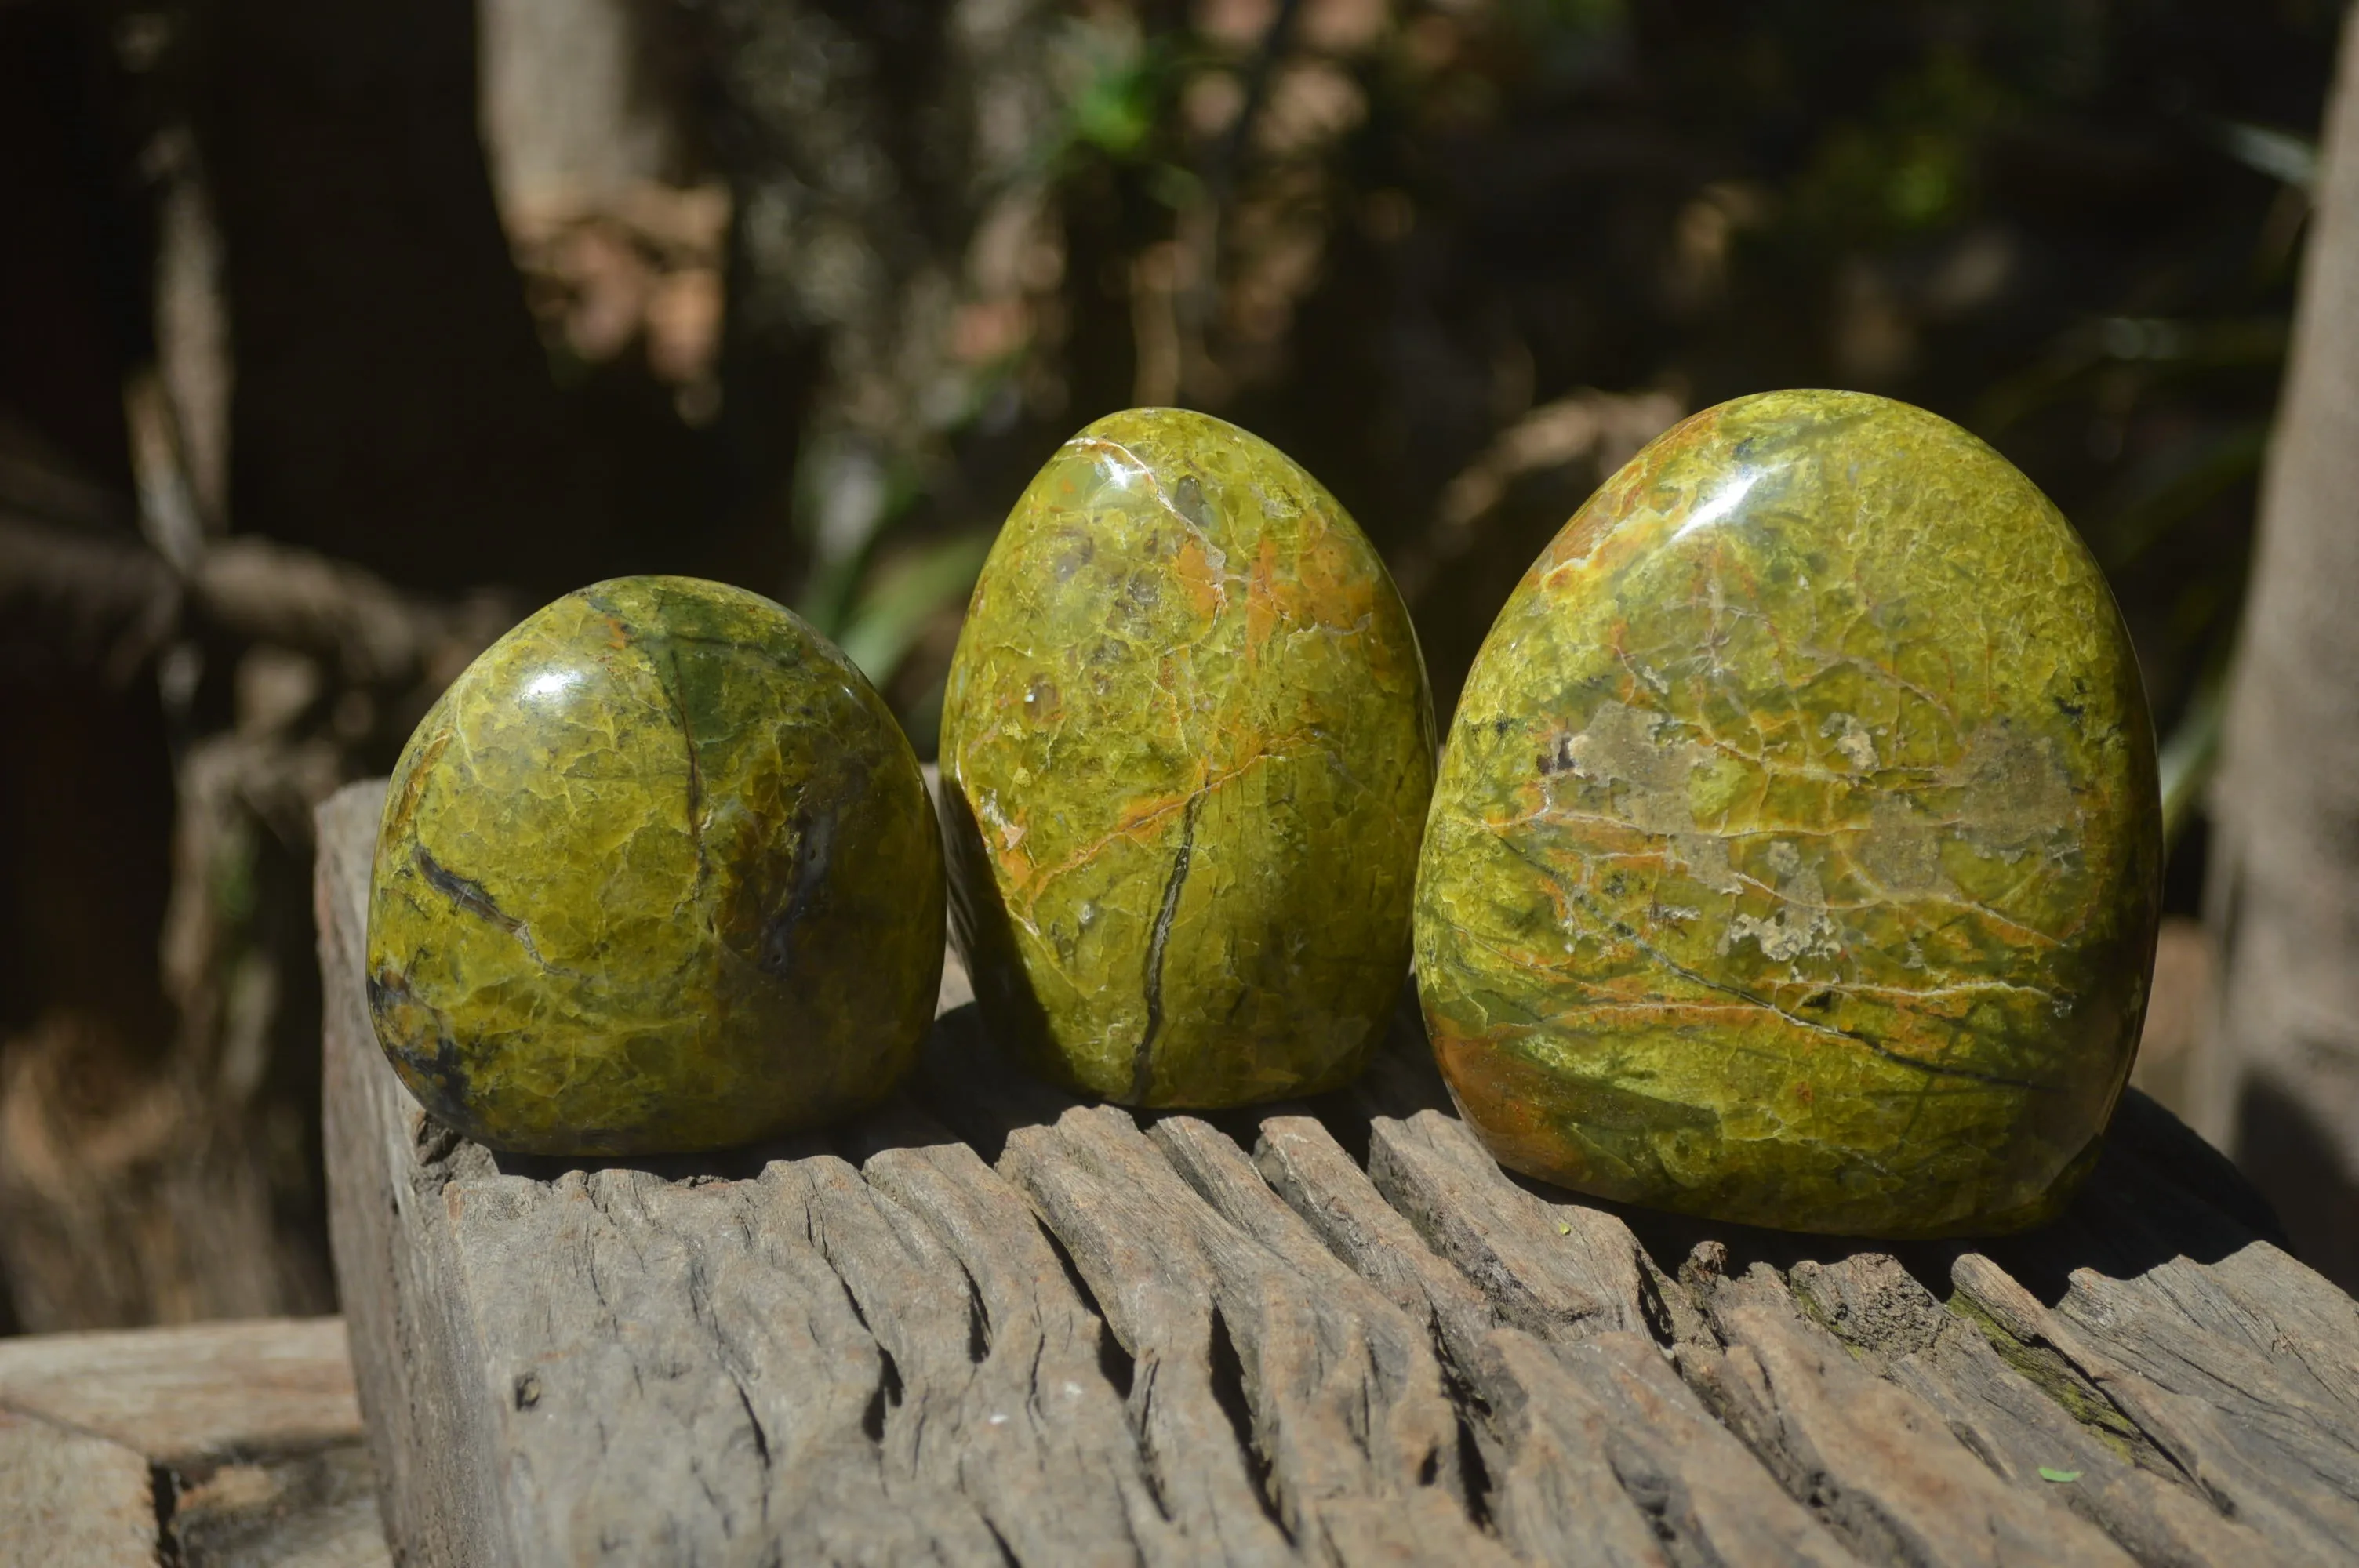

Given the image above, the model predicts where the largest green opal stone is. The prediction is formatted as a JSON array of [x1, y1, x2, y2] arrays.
[[366, 575, 943, 1154], [1415, 390, 2161, 1237], [940, 408, 1435, 1106]]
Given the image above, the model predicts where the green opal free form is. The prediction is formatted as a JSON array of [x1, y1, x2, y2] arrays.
[[940, 408, 1435, 1106], [1415, 390, 2161, 1237], [366, 575, 943, 1155]]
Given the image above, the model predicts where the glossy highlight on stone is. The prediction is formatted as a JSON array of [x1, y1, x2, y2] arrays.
[[366, 575, 943, 1155], [940, 408, 1435, 1106], [1415, 390, 2161, 1237]]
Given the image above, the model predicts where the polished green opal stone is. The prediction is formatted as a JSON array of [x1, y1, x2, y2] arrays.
[[1415, 390, 2161, 1237], [940, 408, 1435, 1106], [366, 575, 943, 1154]]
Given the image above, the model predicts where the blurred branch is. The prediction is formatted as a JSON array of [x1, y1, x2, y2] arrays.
[[1393, 389, 1685, 604], [0, 511, 179, 684], [1205, 0, 1306, 212], [0, 510, 509, 695]]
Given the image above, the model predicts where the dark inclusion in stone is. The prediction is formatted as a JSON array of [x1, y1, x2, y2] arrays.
[[938, 408, 1436, 1108], [1414, 390, 2163, 1238], [365, 575, 943, 1155]]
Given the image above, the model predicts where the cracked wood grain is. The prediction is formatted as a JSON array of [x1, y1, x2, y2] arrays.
[[1470, 1329, 1856, 1568], [1144, 1112, 1484, 1522], [1001, 1102, 1494, 1565], [1950, 1249, 2359, 1563], [787, 1134, 1171, 1566], [1365, 1109, 1650, 1341], [482, 1163, 1000, 1563], [1249, 1114, 1501, 1356], [1224, 1113, 1850, 1566], [1789, 1254, 2256, 1568], [910, 1003, 1503, 1565], [1681, 1264, 2133, 1566], [847, 1109, 1179, 1566]]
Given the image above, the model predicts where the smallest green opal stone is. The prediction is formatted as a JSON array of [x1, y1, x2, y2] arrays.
[[366, 575, 943, 1155], [1414, 390, 2161, 1238]]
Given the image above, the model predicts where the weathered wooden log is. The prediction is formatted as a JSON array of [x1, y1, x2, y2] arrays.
[[318, 779, 2359, 1566]]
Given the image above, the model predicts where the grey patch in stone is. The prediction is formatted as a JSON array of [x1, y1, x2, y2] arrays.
[[1821, 712, 1880, 772], [1859, 796, 1950, 898], [1722, 838, 1841, 963], [1564, 699, 1712, 836], [1944, 724, 2079, 865]]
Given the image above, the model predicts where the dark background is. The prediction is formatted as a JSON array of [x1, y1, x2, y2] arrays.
[[0, 0, 2340, 1330]]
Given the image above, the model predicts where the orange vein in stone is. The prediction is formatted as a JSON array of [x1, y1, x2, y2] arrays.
[[1005, 741, 1299, 904]]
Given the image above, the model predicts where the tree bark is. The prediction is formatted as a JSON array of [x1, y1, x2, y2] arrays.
[[199, 0, 601, 594], [2202, 9, 2359, 1290]]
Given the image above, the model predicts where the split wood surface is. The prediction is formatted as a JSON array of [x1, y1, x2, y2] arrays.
[[0, 1316, 388, 1566], [317, 781, 2359, 1566]]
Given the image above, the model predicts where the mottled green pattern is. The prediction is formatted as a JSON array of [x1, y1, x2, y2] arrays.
[[1415, 391, 2161, 1236], [366, 576, 943, 1154], [940, 408, 1435, 1106]]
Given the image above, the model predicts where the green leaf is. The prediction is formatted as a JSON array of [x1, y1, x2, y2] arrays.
[[2213, 120, 2317, 191], [2038, 1467, 2082, 1484], [1146, 162, 1205, 212], [1052, 17, 1161, 161], [834, 533, 995, 689], [1557, 1222, 1572, 1236], [2158, 668, 2226, 851]]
